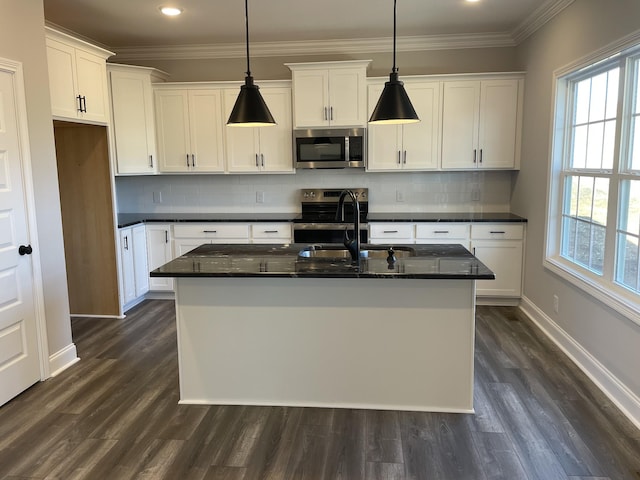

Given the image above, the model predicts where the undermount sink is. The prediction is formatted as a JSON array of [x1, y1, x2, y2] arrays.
[[298, 245, 416, 259]]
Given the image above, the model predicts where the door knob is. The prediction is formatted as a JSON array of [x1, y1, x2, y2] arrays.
[[19, 245, 33, 256]]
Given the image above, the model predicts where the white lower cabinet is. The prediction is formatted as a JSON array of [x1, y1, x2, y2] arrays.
[[471, 224, 524, 297], [415, 223, 471, 249], [250, 223, 292, 244], [369, 221, 525, 299], [146, 224, 175, 292], [369, 223, 415, 244], [173, 223, 251, 257], [118, 224, 149, 308]]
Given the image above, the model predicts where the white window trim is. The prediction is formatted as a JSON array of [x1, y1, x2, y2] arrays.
[[545, 30, 640, 329]]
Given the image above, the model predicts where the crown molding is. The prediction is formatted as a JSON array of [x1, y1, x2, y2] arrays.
[[112, 32, 516, 62], [511, 0, 576, 45]]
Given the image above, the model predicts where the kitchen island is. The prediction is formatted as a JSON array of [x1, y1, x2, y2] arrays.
[[152, 243, 494, 413]]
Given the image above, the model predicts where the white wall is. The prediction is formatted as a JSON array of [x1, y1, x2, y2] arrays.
[[115, 170, 514, 214], [0, 1, 73, 362], [513, 0, 640, 417]]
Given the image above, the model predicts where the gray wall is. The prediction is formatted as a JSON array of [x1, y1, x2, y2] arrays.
[[0, 1, 73, 359], [513, 0, 640, 399], [116, 47, 519, 82]]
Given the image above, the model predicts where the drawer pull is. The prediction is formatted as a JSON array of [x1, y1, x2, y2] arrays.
[[383, 230, 399, 234], [203, 230, 218, 233], [263, 230, 279, 233], [434, 230, 450, 234], [490, 230, 506, 234]]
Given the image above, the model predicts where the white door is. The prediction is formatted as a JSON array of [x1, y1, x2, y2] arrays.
[[0, 64, 42, 406], [258, 88, 293, 173], [441, 81, 480, 169], [189, 89, 225, 172]]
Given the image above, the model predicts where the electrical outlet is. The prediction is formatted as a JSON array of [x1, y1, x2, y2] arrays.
[[256, 191, 265, 203], [396, 189, 405, 202], [152, 191, 162, 204], [553, 294, 559, 314], [471, 188, 481, 201]]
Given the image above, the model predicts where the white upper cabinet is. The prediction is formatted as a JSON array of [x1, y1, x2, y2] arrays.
[[287, 61, 370, 128], [154, 87, 225, 173], [367, 80, 441, 171], [441, 77, 523, 170], [108, 64, 167, 175], [224, 86, 293, 173], [45, 27, 113, 124]]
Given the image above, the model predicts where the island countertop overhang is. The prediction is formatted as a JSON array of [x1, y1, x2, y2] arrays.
[[151, 243, 495, 280]]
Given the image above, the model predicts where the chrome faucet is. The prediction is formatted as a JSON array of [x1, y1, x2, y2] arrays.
[[336, 189, 361, 263]]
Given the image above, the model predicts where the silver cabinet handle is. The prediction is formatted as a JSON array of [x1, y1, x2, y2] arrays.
[[261, 153, 264, 167], [149, 155, 153, 168], [490, 230, 506, 234], [403, 150, 407, 164], [255, 153, 259, 167], [383, 230, 399, 233], [330, 106, 333, 121], [192, 154, 196, 167], [397, 151, 401, 165], [473, 149, 477, 163], [186, 154, 190, 167], [324, 107, 328, 121], [203, 230, 217, 233], [434, 230, 450, 234], [479, 149, 483, 164], [165, 230, 168, 243], [124, 235, 129, 250], [263, 230, 279, 233]]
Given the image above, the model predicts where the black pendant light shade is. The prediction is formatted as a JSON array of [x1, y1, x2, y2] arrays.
[[369, 0, 419, 125], [227, 76, 275, 127], [369, 71, 419, 124], [227, 0, 276, 127]]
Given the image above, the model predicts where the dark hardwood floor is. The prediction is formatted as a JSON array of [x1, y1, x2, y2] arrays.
[[0, 300, 638, 479]]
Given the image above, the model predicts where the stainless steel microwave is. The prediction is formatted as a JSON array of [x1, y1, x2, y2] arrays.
[[294, 128, 365, 169]]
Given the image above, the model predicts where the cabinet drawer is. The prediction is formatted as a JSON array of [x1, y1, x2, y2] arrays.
[[173, 223, 249, 239], [471, 223, 523, 240], [369, 223, 414, 239], [251, 223, 292, 240], [415, 223, 469, 240]]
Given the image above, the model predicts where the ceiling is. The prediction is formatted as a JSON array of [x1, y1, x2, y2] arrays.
[[44, 0, 569, 55]]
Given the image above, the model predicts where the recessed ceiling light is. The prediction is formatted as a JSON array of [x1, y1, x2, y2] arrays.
[[160, 6, 183, 16], [466, 0, 481, 3]]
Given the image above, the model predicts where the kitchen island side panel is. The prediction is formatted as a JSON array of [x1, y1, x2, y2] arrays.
[[175, 277, 476, 412]]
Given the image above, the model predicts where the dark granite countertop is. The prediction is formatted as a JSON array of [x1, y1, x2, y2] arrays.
[[118, 212, 526, 228], [151, 243, 495, 280], [366, 212, 527, 222], [117, 212, 300, 228]]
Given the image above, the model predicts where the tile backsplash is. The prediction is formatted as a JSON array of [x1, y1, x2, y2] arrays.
[[115, 170, 515, 214]]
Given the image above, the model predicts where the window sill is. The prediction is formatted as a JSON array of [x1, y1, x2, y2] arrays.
[[543, 256, 640, 328]]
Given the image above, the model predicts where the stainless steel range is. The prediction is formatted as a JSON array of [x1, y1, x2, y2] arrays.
[[293, 188, 368, 244]]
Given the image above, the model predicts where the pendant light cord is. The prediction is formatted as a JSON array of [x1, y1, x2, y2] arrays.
[[245, 0, 251, 77], [392, 0, 397, 74]]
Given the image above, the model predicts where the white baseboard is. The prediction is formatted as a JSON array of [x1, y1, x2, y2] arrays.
[[476, 296, 520, 306], [519, 296, 640, 431], [48, 343, 80, 377]]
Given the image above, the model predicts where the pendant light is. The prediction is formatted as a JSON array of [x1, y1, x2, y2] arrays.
[[227, 0, 276, 127], [369, 0, 419, 125]]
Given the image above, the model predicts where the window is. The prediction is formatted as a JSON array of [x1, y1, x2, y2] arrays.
[[547, 45, 640, 319]]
